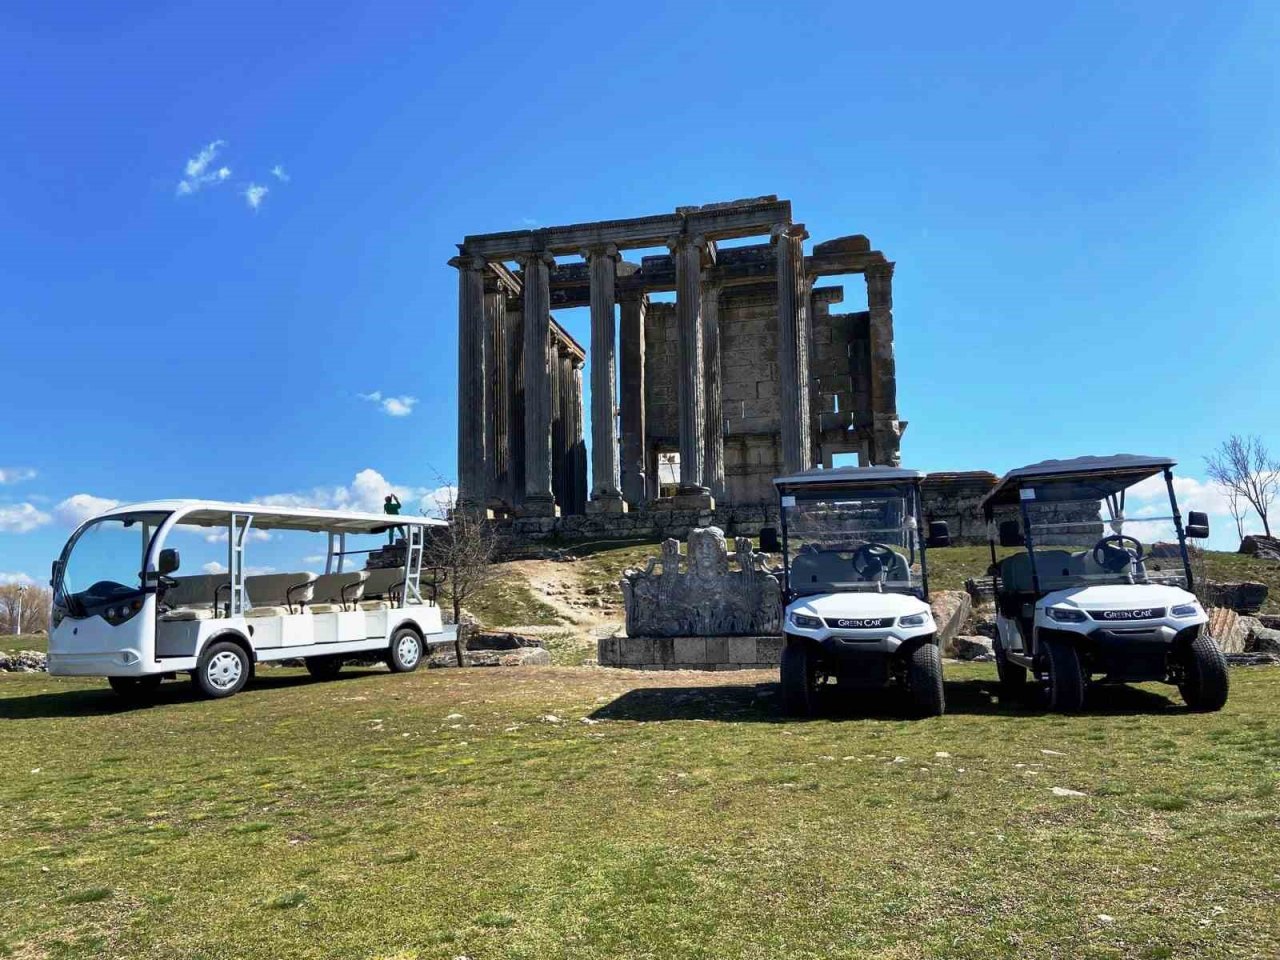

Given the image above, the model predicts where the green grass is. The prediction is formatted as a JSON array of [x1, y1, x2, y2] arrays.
[[466, 578, 565, 628], [1, 663, 1278, 958], [0, 632, 47, 654]]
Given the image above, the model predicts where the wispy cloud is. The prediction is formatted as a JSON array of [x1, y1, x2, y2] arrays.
[[0, 571, 38, 587], [54, 493, 121, 527], [0, 503, 52, 534], [271, 164, 290, 182], [243, 183, 269, 210], [177, 140, 232, 195], [358, 390, 418, 417], [256, 468, 449, 516], [0, 467, 36, 485]]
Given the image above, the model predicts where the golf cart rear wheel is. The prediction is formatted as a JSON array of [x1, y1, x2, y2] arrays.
[[905, 642, 945, 717], [1042, 636, 1086, 713], [780, 640, 817, 717], [305, 655, 344, 680], [387, 627, 423, 673], [108, 674, 162, 701], [994, 640, 1027, 697], [1178, 633, 1229, 712]]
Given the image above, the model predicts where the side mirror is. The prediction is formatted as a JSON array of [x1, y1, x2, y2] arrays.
[[926, 521, 951, 549], [50, 559, 62, 585], [1185, 511, 1210, 540], [158, 548, 181, 576], [759, 527, 781, 553], [998, 520, 1025, 548]]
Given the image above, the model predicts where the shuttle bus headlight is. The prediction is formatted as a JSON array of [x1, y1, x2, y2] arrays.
[[1171, 603, 1201, 618], [899, 612, 930, 627], [790, 612, 823, 630], [1046, 606, 1087, 623]]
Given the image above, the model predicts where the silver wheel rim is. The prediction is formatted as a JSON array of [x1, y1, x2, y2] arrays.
[[396, 634, 420, 667], [207, 650, 243, 690]]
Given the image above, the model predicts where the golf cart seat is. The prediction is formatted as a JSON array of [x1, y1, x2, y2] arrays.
[[997, 550, 1074, 595], [159, 573, 230, 621], [244, 572, 317, 617], [309, 571, 369, 612], [359, 567, 407, 609], [792, 545, 910, 586]]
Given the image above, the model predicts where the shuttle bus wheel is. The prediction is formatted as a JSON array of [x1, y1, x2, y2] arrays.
[[108, 675, 162, 701], [1178, 634, 1229, 712], [387, 627, 423, 673], [194, 640, 251, 699], [1042, 636, 1086, 713], [305, 656, 343, 680], [906, 642, 946, 717]]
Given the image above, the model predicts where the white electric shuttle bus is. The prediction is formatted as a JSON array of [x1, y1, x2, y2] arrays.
[[48, 500, 448, 700]]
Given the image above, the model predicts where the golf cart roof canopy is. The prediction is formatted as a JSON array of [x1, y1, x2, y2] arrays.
[[981, 455, 1176, 514], [91, 499, 447, 534], [773, 465, 925, 493]]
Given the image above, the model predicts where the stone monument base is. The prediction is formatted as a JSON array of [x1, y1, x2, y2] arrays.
[[598, 635, 783, 671], [585, 496, 628, 514]]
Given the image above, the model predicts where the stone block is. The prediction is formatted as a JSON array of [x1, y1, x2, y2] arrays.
[[619, 637, 655, 665], [585, 497, 628, 514], [706, 636, 729, 663], [755, 635, 784, 663], [727, 638, 756, 663], [597, 637, 618, 664], [929, 591, 972, 649]]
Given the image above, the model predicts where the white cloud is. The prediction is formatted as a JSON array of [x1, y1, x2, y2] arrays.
[[54, 494, 121, 527], [202, 528, 271, 544], [243, 183, 268, 210], [177, 140, 232, 195], [270, 164, 289, 182], [0, 467, 36, 485], [257, 468, 450, 517], [202, 561, 274, 576], [202, 561, 227, 575], [0, 503, 52, 534], [302, 554, 326, 565], [1128, 473, 1266, 549], [359, 390, 418, 417], [0, 571, 38, 586]]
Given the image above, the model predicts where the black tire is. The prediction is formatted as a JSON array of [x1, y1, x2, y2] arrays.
[[779, 639, 818, 717], [905, 642, 946, 717], [994, 639, 1027, 698], [387, 626, 423, 673], [193, 640, 251, 699], [108, 674, 162, 700], [1042, 635, 1086, 713], [305, 655, 344, 680], [1179, 633, 1229, 712]]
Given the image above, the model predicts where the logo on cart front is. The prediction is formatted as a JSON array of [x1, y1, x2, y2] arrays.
[[829, 617, 892, 629], [1098, 608, 1162, 621]]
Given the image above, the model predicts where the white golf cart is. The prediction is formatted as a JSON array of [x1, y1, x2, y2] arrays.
[[48, 500, 450, 700], [774, 466, 952, 717], [981, 455, 1225, 712]]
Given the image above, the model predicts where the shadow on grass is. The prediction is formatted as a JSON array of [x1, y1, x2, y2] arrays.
[[0, 667, 392, 719], [590, 677, 1182, 723]]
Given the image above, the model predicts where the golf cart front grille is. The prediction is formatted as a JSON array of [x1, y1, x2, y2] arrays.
[[824, 616, 894, 630], [1087, 607, 1166, 622]]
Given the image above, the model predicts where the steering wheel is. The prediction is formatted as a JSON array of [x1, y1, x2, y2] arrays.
[[852, 543, 895, 579], [1092, 535, 1144, 572]]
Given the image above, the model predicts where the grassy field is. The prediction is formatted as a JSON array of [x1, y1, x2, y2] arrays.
[[2, 663, 1278, 959], [0, 633, 46, 654]]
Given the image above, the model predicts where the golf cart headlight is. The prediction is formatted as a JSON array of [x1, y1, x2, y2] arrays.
[[899, 612, 930, 627], [1046, 606, 1087, 623], [790, 612, 822, 629], [1171, 602, 1201, 618]]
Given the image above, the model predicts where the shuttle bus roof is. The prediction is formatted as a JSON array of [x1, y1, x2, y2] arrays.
[[90, 499, 448, 533], [980, 454, 1176, 513]]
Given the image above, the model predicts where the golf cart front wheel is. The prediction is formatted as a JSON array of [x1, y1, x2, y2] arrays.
[[905, 642, 945, 717], [387, 627, 423, 673], [780, 640, 818, 717], [1178, 634, 1229, 712], [1042, 636, 1086, 713]]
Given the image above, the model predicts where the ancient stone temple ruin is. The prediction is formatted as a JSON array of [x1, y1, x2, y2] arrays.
[[452, 196, 903, 529]]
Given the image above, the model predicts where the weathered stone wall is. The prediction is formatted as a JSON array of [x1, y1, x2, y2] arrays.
[[920, 472, 1001, 545], [598, 634, 783, 671]]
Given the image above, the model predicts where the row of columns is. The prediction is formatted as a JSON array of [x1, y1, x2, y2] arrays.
[[455, 220, 880, 515]]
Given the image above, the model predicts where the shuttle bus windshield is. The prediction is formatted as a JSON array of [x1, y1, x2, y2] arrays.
[[54, 511, 170, 616]]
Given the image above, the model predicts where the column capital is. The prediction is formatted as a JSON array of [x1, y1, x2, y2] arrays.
[[448, 252, 486, 272], [579, 242, 619, 262], [617, 288, 648, 305], [770, 222, 809, 243], [515, 250, 556, 270], [864, 260, 896, 281]]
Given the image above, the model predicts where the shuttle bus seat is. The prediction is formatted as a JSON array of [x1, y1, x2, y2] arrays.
[[159, 574, 229, 621], [244, 572, 317, 617], [359, 567, 406, 610], [309, 571, 370, 613]]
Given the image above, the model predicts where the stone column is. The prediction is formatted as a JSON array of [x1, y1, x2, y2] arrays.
[[518, 251, 557, 516], [701, 278, 725, 501], [618, 292, 648, 508], [865, 261, 902, 466], [570, 359, 588, 514], [773, 223, 812, 476], [557, 349, 578, 514], [549, 343, 565, 510], [507, 300, 525, 507], [483, 280, 510, 510], [582, 243, 625, 513], [667, 233, 713, 507], [449, 252, 487, 513]]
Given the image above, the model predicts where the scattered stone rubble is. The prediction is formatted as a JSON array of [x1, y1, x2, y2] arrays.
[[1239, 535, 1280, 561], [0, 650, 47, 673]]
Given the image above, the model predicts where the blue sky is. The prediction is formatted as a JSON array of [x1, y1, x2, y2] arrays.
[[2, 0, 1278, 581]]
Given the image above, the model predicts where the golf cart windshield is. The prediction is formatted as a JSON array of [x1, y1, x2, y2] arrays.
[[783, 491, 921, 596], [1020, 478, 1191, 590]]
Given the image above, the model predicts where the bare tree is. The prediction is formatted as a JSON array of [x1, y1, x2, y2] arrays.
[[0, 583, 52, 636], [422, 483, 499, 628], [1205, 435, 1279, 538], [1223, 486, 1249, 543]]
